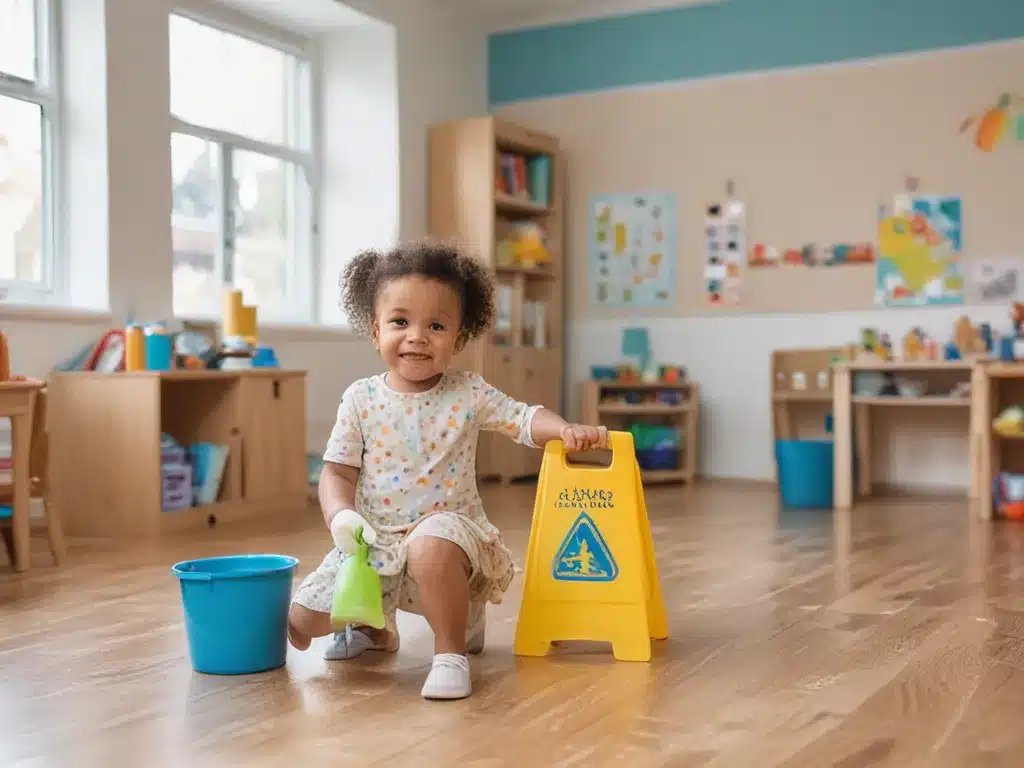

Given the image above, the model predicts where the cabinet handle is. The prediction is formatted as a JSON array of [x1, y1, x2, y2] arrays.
[[526, 368, 535, 378], [273, 380, 281, 399], [503, 354, 511, 364]]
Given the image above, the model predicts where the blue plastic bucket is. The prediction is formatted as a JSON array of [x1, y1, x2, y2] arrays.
[[172, 554, 298, 675], [775, 439, 834, 509]]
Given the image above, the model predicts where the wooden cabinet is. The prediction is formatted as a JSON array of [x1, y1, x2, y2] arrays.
[[428, 116, 566, 483], [239, 375, 308, 502], [49, 369, 308, 539], [476, 346, 561, 481]]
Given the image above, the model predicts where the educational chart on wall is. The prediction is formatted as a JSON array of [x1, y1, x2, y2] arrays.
[[971, 257, 1024, 303], [875, 195, 965, 307], [704, 200, 745, 305], [589, 193, 676, 308]]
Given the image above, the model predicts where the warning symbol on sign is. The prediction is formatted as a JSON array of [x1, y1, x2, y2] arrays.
[[552, 512, 618, 582]]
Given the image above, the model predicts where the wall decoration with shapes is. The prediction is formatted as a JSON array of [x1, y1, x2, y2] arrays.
[[589, 192, 676, 309], [876, 195, 965, 307], [960, 92, 1024, 152], [704, 201, 744, 305]]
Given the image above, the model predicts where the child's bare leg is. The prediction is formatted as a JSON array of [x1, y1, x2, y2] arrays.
[[288, 604, 398, 653], [287, 604, 332, 650], [407, 535, 471, 654]]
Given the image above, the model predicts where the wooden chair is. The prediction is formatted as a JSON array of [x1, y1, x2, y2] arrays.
[[1, 388, 66, 566]]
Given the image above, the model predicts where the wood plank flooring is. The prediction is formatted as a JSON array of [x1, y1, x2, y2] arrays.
[[3, 482, 1024, 766]]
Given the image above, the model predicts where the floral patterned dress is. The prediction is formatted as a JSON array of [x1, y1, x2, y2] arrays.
[[291, 370, 540, 632]]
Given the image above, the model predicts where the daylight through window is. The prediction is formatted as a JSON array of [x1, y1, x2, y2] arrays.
[[0, 0, 60, 301], [169, 13, 315, 321]]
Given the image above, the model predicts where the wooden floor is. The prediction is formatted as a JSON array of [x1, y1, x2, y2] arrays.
[[3, 482, 1024, 766]]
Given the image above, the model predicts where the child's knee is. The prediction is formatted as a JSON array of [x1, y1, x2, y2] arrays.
[[288, 603, 332, 648], [407, 536, 470, 583]]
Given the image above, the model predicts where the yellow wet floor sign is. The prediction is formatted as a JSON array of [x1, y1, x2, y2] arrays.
[[514, 431, 668, 661]]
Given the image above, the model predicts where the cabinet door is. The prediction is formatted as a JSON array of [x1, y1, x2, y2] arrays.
[[240, 375, 308, 501], [518, 348, 559, 475], [478, 348, 520, 479]]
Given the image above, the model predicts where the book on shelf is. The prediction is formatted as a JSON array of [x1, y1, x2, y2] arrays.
[[495, 151, 552, 206]]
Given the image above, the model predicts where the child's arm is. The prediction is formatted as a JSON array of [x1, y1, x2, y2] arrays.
[[529, 408, 609, 452], [318, 461, 360, 527], [471, 372, 608, 452]]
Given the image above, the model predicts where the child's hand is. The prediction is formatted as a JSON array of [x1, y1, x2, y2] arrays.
[[560, 424, 609, 452]]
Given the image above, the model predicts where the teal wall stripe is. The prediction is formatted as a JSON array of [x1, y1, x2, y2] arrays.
[[488, 0, 1024, 105]]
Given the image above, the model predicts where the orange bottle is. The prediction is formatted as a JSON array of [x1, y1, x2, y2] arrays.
[[124, 325, 145, 372], [0, 330, 10, 382]]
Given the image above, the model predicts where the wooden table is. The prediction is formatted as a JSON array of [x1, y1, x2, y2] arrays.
[[0, 379, 43, 571], [832, 360, 974, 509]]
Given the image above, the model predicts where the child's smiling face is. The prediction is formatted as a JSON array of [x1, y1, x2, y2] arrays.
[[372, 275, 463, 393]]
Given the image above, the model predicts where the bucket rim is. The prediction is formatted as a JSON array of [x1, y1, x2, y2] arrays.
[[171, 553, 299, 582]]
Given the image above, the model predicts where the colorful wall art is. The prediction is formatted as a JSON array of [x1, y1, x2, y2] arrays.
[[876, 195, 965, 307], [960, 92, 1024, 152], [589, 192, 676, 308]]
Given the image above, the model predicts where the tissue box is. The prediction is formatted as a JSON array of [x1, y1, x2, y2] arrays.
[[162, 461, 193, 512]]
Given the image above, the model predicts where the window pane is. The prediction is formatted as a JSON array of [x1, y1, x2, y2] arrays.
[[0, 0, 36, 81], [232, 150, 306, 315], [171, 133, 222, 315], [0, 94, 43, 282], [169, 15, 299, 147]]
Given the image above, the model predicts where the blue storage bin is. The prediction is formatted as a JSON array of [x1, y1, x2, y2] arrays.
[[171, 554, 298, 675], [637, 447, 679, 471], [775, 439, 834, 509]]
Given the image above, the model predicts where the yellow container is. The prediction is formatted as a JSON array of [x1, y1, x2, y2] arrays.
[[124, 325, 145, 372]]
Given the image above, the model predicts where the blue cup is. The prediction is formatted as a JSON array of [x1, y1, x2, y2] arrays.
[[144, 326, 173, 371]]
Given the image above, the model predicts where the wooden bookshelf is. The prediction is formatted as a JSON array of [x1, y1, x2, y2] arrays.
[[428, 116, 565, 483], [771, 347, 845, 444], [580, 380, 699, 486]]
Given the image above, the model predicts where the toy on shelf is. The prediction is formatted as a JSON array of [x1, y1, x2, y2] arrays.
[[901, 327, 929, 361], [591, 330, 686, 385], [223, 289, 257, 346], [994, 406, 1024, 438], [859, 328, 892, 360], [659, 365, 685, 384], [217, 289, 261, 370], [953, 316, 986, 359], [994, 472, 1024, 520], [629, 423, 681, 471], [496, 222, 552, 271]]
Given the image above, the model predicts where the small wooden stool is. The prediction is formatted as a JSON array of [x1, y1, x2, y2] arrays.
[[1, 385, 65, 569]]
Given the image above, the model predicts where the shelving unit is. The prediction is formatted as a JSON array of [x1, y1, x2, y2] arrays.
[[970, 362, 1024, 520], [833, 359, 974, 509], [48, 369, 308, 539], [771, 347, 845, 443], [428, 116, 564, 483], [580, 380, 699, 486]]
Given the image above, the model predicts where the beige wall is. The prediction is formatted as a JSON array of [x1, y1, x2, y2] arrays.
[[1, 0, 487, 451], [498, 40, 1024, 486]]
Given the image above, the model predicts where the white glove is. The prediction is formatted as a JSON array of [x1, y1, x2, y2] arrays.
[[330, 508, 377, 555]]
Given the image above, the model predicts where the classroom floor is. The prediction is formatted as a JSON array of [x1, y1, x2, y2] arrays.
[[2, 482, 1024, 766]]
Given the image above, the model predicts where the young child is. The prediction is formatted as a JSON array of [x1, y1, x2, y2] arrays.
[[287, 241, 607, 700]]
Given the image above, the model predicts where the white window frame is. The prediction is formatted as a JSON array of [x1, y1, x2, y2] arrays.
[[0, 0, 64, 305], [169, 9, 319, 324]]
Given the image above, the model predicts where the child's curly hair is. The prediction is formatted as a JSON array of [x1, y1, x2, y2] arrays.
[[341, 241, 496, 348]]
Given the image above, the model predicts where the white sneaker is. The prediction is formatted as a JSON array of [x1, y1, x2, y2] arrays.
[[421, 653, 472, 700]]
